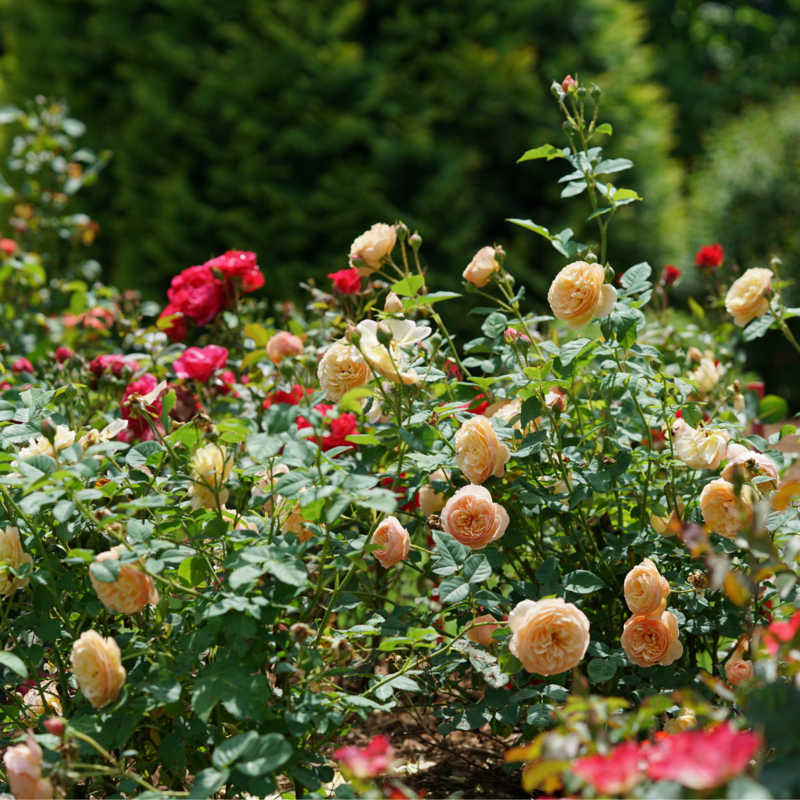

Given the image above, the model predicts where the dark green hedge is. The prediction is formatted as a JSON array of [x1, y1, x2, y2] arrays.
[[0, 0, 680, 317]]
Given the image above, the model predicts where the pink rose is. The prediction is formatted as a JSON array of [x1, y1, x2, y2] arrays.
[[574, 741, 643, 796], [173, 345, 229, 383], [721, 450, 779, 491], [334, 736, 394, 780], [12, 358, 34, 374], [466, 614, 500, 647], [158, 304, 189, 342], [441, 485, 509, 550], [370, 516, 410, 568], [266, 331, 304, 364], [3, 729, 54, 799]]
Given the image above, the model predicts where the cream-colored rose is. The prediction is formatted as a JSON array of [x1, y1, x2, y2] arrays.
[[508, 598, 590, 675], [187, 443, 233, 510], [725, 267, 772, 327], [79, 418, 128, 450], [455, 416, 511, 484], [674, 425, 730, 470], [370, 516, 410, 568], [18, 425, 76, 460], [355, 318, 431, 385], [725, 442, 749, 461], [20, 687, 63, 721], [440, 484, 509, 550], [3, 729, 54, 800], [0, 526, 33, 597], [699, 479, 755, 538], [547, 261, 615, 329], [70, 630, 126, 709], [463, 246, 499, 288], [651, 497, 685, 538], [349, 223, 397, 275], [490, 396, 536, 433], [318, 341, 371, 401], [664, 708, 697, 734], [620, 610, 683, 668], [419, 469, 449, 518], [691, 357, 724, 399], [624, 558, 670, 616], [89, 546, 159, 616], [722, 450, 779, 491], [266, 331, 303, 364], [466, 614, 500, 647]]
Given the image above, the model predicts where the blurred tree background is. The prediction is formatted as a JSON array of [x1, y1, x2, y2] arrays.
[[0, 0, 798, 368]]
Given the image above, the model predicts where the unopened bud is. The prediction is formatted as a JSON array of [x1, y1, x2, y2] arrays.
[[734, 393, 745, 414], [494, 245, 505, 262], [687, 347, 703, 363], [584, 252, 598, 264], [44, 717, 66, 737], [576, 86, 588, 100], [376, 323, 393, 347], [603, 264, 615, 284], [40, 417, 58, 445], [546, 388, 566, 412], [504, 272, 515, 288], [384, 291, 403, 315], [345, 323, 360, 345], [409, 232, 422, 251], [396, 222, 410, 242], [504, 327, 520, 344], [590, 84, 601, 100], [562, 75, 577, 94], [562, 120, 576, 134], [551, 80, 562, 98], [651, 358, 662, 371], [428, 332, 442, 349], [770, 256, 783, 271]]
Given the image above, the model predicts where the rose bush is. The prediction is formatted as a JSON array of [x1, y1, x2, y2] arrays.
[[1, 80, 800, 800]]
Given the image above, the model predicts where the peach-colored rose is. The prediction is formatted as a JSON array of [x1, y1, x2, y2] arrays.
[[266, 331, 303, 364], [722, 450, 779, 491], [280, 493, 314, 543], [651, 497, 685, 537], [624, 558, 670, 616], [674, 425, 730, 470], [349, 223, 397, 275], [3, 729, 54, 800], [664, 708, 696, 734], [418, 469, 449, 518], [318, 341, 371, 401], [620, 610, 683, 668], [726, 658, 753, 686], [466, 614, 500, 646], [440, 485, 509, 550], [455, 416, 510, 484], [463, 246, 499, 288], [20, 687, 63, 721], [0, 526, 33, 596], [699, 479, 755, 539], [89, 546, 159, 615], [547, 261, 616, 329], [370, 516, 410, 568], [70, 630, 126, 709], [725, 442, 749, 461], [508, 598, 590, 675], [725, 267, 772, 327]]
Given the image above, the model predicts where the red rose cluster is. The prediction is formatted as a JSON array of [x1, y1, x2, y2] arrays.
[[159, 250, 264, 342]]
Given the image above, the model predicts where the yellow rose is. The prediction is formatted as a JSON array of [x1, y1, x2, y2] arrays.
[[3, 729, 54, 800], [620, 610, 683, 668], [624, 558, 670, 616], [349, 223, 397, 275], [318, 341, 371, 401], [664, 708, 697, 734], [725, 267, 772, 327], [440, 484, 509, 550], [370, 516, 410, 568], [89, 546, 159, 616], [547, 261, 616, 329], [463, 246, 499, 288], [0, 526, 33, 596], [187, 443, 233, 510], [70, 630, 126, 709], [508, 598, 590, 675], [466, 614, 500, 647], [699, 478, 755, 538], [455, 416, 511, 484], [674, 425, 730, 470]]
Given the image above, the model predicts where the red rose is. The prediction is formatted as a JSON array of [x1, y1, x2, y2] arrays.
[[662, 265, 681, 286], [121, 373, 164, 441], [443, 359, 462, 381], [167, 265, 227, 326], [217, 370, 238, 396], [204, 250, 264, 293], [173, 345, 229, 383], [328, 268, 362, 295], [695, 243, 724, 269], [12, 358, 34, 373], [158, 304, 189, 343], [262, 384, 312, 409], [89, 354, 139, 378], [297, 404, 357, 453], [0, 238, 17, 255], [54, 347, 73, 363]]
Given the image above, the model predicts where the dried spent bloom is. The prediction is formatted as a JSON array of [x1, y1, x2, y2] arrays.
[[699, 479, 755, 539], [317, 341, 372, 402], [3, 729, 54, 800], [440, 484, 509, 550], [725, 267, 773, 328], [349, 223, 397, 276], [89, 546, 159, 615], [187, 443, 233, 510], [509, 598, 590, 675], [370, 516, 410, 568], [620, 610, 683, 668], [0, 526, 33, 596], [624, 558, 670, 616], [674, 425, 730, 470], [20, 687, 63, 721], [455, 416, 511, 485], [463, 246, 499, 288], [70, 630, 126, 709]]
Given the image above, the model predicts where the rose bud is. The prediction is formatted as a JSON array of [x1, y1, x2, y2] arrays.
[[504, 327, 520, 344], [376, 322, 393, 347], [44, 717, 66, 737], [662, 265, 681, 286], [545, 388, 566, 412], [409, 232, 422, 251], [562, 75, 577, 93], [384, 292, 403, 315]]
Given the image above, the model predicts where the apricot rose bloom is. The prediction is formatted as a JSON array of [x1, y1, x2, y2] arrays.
[[349, 223, 397, 275], [318, 341, 371, 401], [699, 479, 755, 539], [89, 546, 159, 615], [187, 443, 233, 510], [3, 729, 54, 800], [455, 416, 510, 484], [0, 525, 33, 596], [722, 450, 779, 491], [664, 708, 697, 734], [624, 558, 670, 616], [418, 469, 449, 518], [725, 267, 772, 327], [463, 246, 499, 288], [674, 425, 730, 470], [440, 485, 509, 550], [370, 516, 410, 568], [266, 331, 304, 364], [466, 614, 500, 646], [508, 598, 590, 675], [620, 610, 683, 668], [70, 630, 127, 709], [547, 261, 617, 329], [726, 657, 753, 686]]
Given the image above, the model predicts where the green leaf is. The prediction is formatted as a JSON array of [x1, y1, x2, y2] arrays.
[[346, 434, 381, 446], [610, 187, 641, 203], [506, 219, 552, 239], [391, 275, 425, 297], [587, 658, 616, 683], [432, 531, 468, 566], [439, 576, 470, 604], [90, 558, 121, 583], [595, 158, 633, 175], [188, 768, 230, 799], [743, 314, 775, 343], [463, 554, 492, 584], [536, 557, 560, 585], [517, 144, 565, 162], [212, 731, 260, 769], [247, 432, 283, 462], [178, 555, 211, 587], [682, 404, 704, 427], [0, 651, 28, 678], [561, 181, 587, 198], [558, 337, 594, 367], [759, 394, 789, 425], [236, 733, 293, 776], [127, 519, 154, 544], [411, 291, 461, 306], [595, 123, 613, 136], [563, 570, 606, 594]]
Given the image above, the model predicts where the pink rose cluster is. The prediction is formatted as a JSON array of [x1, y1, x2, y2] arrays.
[[159, 250, 264, 341]]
